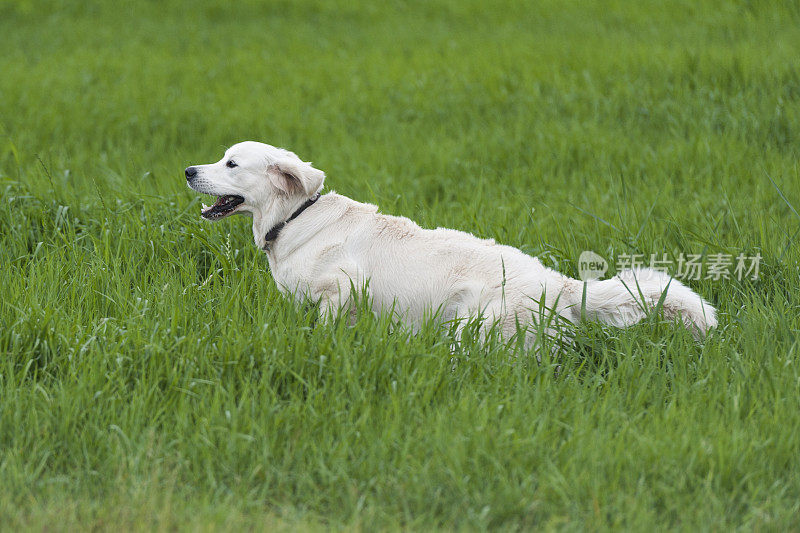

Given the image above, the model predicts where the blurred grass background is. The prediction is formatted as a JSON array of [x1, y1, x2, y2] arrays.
[[1, 0, 800, 529]]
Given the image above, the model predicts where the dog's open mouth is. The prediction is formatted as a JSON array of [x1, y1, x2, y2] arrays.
[[201, 195, 245, 220]]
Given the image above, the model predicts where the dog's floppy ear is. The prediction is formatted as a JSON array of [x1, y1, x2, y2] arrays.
[[266, 158, 325, 196]]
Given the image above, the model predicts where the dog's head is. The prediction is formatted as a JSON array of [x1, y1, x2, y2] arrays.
[[185, 141, 325, 220]]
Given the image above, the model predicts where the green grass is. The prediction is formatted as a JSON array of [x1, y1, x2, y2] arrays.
[[2, 0, 800, 529]]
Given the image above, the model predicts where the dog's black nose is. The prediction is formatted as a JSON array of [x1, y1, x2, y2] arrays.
[[185, 166, 197, 180]]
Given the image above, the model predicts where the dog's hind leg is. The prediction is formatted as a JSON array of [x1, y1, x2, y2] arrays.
[[574, 268, 717, 338]]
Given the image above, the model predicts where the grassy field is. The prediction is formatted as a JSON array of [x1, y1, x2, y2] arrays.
[[2, 0, 800, 529]]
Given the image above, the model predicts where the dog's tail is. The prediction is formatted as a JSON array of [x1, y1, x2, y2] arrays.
[[572, 268, 717, 339]]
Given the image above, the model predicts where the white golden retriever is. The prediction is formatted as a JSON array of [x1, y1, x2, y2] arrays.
[[186, 141, 716, 346]]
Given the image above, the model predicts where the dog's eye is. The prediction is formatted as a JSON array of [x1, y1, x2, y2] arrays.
[[226, 160, 237, 168]]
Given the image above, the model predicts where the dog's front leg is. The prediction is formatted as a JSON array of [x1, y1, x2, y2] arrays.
[[313, 273, 360, 325], [318, 292, 349, 319]]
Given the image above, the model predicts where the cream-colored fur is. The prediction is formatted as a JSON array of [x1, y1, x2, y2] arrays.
[[186, 141, 717, 346]]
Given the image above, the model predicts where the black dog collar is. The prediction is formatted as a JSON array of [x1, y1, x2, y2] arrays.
[[264, 193, 321, 250]]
